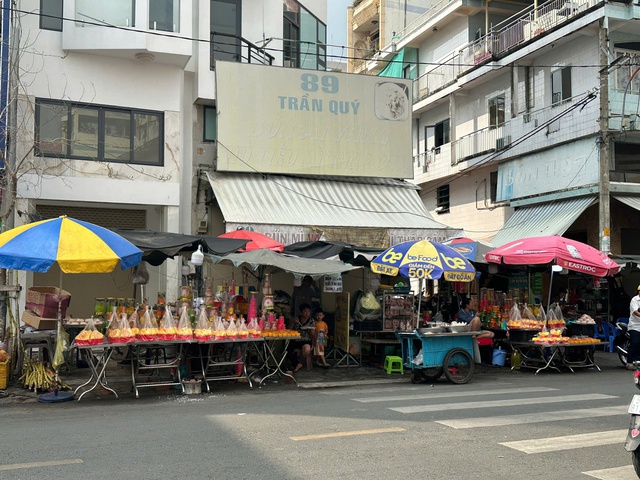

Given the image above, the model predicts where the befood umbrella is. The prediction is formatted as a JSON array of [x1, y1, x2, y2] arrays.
[[219, 230, 285, 253], [370, 240, 476, 328]]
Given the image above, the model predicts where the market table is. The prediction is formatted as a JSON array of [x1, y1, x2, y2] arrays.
[[74, 342, 132, 401], [508, 341, 608, 374], [193, 337, 264, 391], [249, 336, 299, 387], [130, 340, 189, 398]]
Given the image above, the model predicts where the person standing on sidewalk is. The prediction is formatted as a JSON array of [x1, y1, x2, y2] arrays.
[[627, 286, 640, 370]]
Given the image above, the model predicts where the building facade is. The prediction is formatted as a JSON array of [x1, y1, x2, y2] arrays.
[[351, 0, 640, 257]]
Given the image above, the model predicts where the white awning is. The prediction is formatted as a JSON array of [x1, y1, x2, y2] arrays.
[[206, 171, 449, 229], [490, 196, 595, 247], [614, 195, 640, 212]]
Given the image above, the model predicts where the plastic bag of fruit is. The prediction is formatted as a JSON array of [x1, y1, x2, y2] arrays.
[[212, 316, 226, 341], [176, 307, 193, 341], [237, 316, 249, 339], [194, 307, 212, 341], [226, 317, 239, 339], [247, 316, 261, 338], [52, 324, 70, 370], [509, 303, 522, 321], [75, 317, 105, 346], [137, 306, 159, 342], [108, 313, 136, 344], [159, 307, 177, 341]]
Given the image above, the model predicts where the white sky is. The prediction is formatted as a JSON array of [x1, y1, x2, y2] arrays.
[[327, 0, 352, 62]]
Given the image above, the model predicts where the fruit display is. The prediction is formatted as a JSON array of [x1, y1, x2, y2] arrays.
[[547, 317, 566, 330], [507, 318, 543, 330], [575, 314, 596, 324], [532, 330, 569, 344], [18, 359, 71, 392], [75, 318, 105, 346], [158, 308, 177, 341], [137, 306, 159, 342], [194, 307, 213, 341], [0, 348, 9, 362], [176, 307, 193, 341], [568, 336, 601, 345], [107, 313, 136, 344], [263, 329, 301, 338], [65, 317, 104, 327]]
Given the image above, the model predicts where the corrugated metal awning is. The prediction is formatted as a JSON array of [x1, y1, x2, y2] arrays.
[[614, 195, 640, 212], [490, 196, 595, 247], [206, 171, 450, 230]]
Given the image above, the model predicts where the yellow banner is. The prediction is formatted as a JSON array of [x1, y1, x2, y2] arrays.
[[334, 292, 350, 351]]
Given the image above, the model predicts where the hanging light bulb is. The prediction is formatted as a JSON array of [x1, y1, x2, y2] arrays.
[[190, 245, 204, 266]]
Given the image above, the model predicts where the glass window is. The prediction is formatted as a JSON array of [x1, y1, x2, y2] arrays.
[[204, 106, 216, 142], [614, 51, 640, 92], [35, 101, 67, 155], [76, 0, 135, 27], [435, 119, 450, 147], [489, 95, 505, 128], [133, 113, 162, 165], [70, 107, 98, 158], [35, 99, 163, 166], [40, 0, 63, 31], [211, 0, 241, 64], [300, 7, 317, 70], [150, 0, 179, 32], [436, 185, 450, 213], [551, 67, 572, 105]]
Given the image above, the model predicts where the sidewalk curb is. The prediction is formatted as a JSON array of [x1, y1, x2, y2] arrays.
[[297, 377, 408, 389]]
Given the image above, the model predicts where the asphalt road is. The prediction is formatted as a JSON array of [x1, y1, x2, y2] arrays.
[[1, 357, 639, 480]]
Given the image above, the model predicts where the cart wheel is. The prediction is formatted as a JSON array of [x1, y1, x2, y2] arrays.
[[411, 372, 423, 384], [420, 367, 443, 382], [443, 348, 474, 384]]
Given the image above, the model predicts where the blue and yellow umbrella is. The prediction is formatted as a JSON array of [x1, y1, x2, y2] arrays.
[[0, 216, 143, 273], [371, 240, 476, 282]]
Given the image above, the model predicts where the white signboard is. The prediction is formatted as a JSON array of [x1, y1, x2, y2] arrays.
[[215, 61, 413, 179], [496, 139, 598, 202], [324, 274, 343, 293]]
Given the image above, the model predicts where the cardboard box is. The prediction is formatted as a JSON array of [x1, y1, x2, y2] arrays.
[[22, 310, 58, 330], [26, 286, 71, 318]]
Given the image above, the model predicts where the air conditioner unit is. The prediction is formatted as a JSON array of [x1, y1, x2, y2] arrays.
[[496, 135, 512, 150], [523, 113, 531, 123]]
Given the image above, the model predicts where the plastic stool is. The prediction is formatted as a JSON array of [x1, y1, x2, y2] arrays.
[[384, 355, 404, 374]]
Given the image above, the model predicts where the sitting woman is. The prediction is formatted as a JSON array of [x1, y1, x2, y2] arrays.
[[457, 297, 495, 340], [288, 303, 316, 372]]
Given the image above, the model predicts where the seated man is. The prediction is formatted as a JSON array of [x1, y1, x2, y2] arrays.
[[457, 297, 494, 340]]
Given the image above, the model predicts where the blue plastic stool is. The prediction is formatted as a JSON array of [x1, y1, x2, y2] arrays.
[[384, 356, 403, 374]]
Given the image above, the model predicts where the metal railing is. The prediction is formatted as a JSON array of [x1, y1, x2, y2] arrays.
[[411, 0, 602, 102], [454, 124, 511, 163], [210, 32, 274, 70]]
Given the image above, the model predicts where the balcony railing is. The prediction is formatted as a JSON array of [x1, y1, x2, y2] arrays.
[[412, 0, 602, 102], [210, 32, 274, 70], [451, 93, 581, 164], [413, 150, 435, 173]]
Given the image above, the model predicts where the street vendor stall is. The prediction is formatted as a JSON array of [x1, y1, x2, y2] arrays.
[[486, 235, 620, 372]]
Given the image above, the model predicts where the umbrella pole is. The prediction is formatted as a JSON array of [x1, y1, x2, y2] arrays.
[[547, 267, 555, 321], [416, 278, 423, 329]]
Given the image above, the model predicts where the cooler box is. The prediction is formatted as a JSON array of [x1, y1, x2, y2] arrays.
[[26, 286, 71, 318]]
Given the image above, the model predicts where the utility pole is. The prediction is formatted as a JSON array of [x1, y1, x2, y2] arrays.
[[598, 18, 610, 255]]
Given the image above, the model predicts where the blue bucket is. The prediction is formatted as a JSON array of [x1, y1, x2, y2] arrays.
[[492, 349, 507, 367]]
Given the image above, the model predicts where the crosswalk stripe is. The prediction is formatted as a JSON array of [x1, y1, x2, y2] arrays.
[[319, 382, 518, 396], [583, 465, 638, 480], [352, 386, 557, 403], [436, 405, 628, 429], [389, 393, 618, 413], [500, 429, 627, 454]]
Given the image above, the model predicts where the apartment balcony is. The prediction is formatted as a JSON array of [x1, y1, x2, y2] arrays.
[[210, 33, 274, 70], [352, 0, 380, 32], [62, 0, 192, 67], [454, 124, 513, 164], [412, 0, 602, 103]]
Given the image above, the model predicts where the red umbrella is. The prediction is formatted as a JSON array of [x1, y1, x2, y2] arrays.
[[219, 230, 285, 253], [486, 235, 619, 277]]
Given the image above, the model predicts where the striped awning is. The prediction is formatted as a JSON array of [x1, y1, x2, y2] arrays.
[[206, 171, 449, 230], [490, 196, 595, 247], [614, 195, 640, 212]]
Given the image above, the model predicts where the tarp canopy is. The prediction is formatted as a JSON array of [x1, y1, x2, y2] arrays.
[[113, 229, 249, 266], [206, 248, 361, 280], [283, 241, 384, 266], [378, 49, 405, 78]]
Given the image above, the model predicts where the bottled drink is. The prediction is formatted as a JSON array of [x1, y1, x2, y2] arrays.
[[511, 350, 521, 370]]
